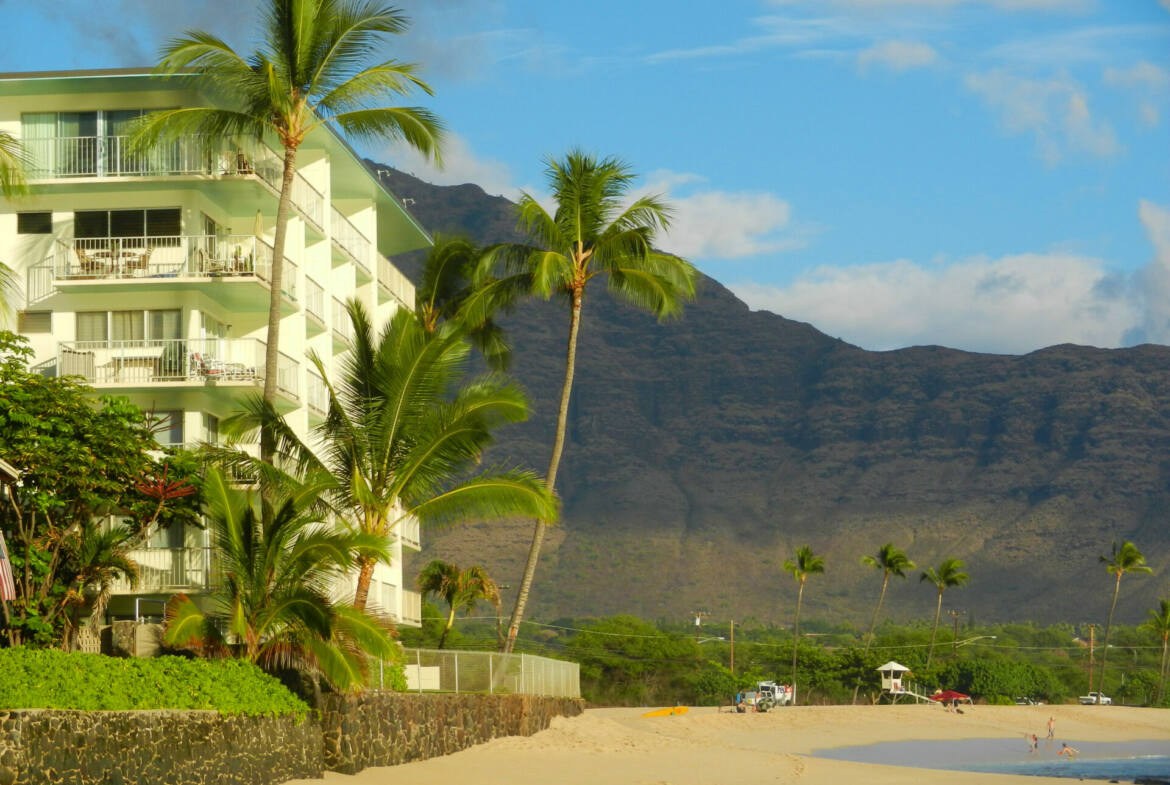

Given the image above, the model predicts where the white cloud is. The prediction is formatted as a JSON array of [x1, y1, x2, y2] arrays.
[[732, 253, 1137, 354], [379, 132, 523, 201], [1130, 200, 1170, 345], [965, 69, 1120, 163], [857, 40, 939, 72], [1103, 62, 1170, 90]]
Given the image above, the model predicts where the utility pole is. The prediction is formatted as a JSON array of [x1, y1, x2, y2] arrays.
[[949, 610, 966, 656], [1086, 624, 1098, 696], [730, 620, 735, 676]]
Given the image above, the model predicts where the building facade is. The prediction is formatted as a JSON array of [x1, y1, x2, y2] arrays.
[[0, 68, 424, 627]]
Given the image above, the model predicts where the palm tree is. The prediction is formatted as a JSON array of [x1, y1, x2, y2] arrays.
[[221, 302, 558, 611], [1093, 540, 1153, 700], [920, 558, 969, 667], [497, 150, 698, 653], [1141, 598, 1170, 705], [59, 520, 139, 652], [164, 468, 396, 691], [853, 543, 914, 703], [417, 560, 501, 649], [415, 235, 527, 370], [783, 545, 825, 706], [134, 0, 443, 452], [0, 129, 28, 325]]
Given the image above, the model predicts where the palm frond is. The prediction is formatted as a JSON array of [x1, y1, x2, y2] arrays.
[[406, 471, 558, 528]]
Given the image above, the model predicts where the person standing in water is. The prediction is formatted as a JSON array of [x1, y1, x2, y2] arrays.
[[1047, 716, 1055, 740]]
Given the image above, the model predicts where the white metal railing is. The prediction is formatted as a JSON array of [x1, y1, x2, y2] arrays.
[[330, 207, 371, 273], [397, 648, 580, 698], [26, 262, 53, 303], [279, 259, 298, 302], [307, 371, 328, 416], [57, 234, 272, 280], [378, 254, 414, 306], [305, 276, 325, 324], [401, 589, 422, 626], [396, 514, 421, 550], [111, 547, 215, 594], [56, 338, 298, 399], [292, 170, 325, 231], [332, 298, 354, 344]]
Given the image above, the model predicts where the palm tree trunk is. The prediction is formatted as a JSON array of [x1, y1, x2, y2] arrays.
[[503, 286, 584, 654], [1157, 634, 1168, 705], [438, 606, 456, 649], [926, 588, 944, 668], [854, 573, 890, 705], [352, 555, 376, 612], [1095, 572, 1122, 701], [261, 145, 298, 463], [792, 579, 805, 706]]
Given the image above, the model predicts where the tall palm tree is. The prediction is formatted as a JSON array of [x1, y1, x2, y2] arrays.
[[1141, 598, 1170, 705], [0, 129, 28, 325], [497, 150, 698, 653], [222, 302, 558, 611], [417, 559, 501, 649], [853, 543, 914, 703], [920, 558, 969, 667], [164, 468, 396, 691], [1093, 540, 1153, 700], [783, 545, 825, 706], [134, 0, 443, 453]]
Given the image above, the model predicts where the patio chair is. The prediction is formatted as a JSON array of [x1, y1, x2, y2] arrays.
[[123, 247, 153, 277]]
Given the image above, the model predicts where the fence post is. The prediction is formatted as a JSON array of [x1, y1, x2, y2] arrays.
[[379, 658, 384, 690], [454, 651, 459, 695], [417, 648, 423, 694], [521, 654, 526, 696], [488, 655, 493, 695]]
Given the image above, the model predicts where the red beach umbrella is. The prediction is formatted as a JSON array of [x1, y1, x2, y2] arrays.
[[929, 690, 970, 702]]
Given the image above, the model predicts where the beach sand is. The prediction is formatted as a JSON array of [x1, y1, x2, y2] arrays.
[[286, 704, 1170, 785]]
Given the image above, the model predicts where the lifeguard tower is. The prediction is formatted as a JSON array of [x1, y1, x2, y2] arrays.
[[876, 661, 929, 703]]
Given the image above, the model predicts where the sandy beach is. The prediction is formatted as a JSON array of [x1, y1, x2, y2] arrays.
[[286, 703, 1170, 785]]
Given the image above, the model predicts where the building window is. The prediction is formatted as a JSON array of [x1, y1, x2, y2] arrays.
[[18, 311, 52, 333], [76, 309, 182, 344], [74, 208, 181, 239], [151, 410, 184, 446], [17, 212, 52, 234], [202, 413, 219, 445]]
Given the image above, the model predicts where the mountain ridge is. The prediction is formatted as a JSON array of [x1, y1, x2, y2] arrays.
[[370, 163, 1170, 627]]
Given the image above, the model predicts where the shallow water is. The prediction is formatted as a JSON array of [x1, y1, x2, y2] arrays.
[[812, 737, 1170, 782]]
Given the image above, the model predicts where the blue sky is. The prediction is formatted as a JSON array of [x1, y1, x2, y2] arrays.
[[3, 0, 1168, 354]]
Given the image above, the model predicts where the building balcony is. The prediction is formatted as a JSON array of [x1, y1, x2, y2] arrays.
[[29, 235, 298, 314], [377, 254, 414, 308], [306, 370, 328, 423], [56, 337, 299, 408], [110, 546, 216, 595], [304, 276, 326, 335], [330, 207, 372, 281], [331, 297, 354, 352], [24, 134, 324, 234]]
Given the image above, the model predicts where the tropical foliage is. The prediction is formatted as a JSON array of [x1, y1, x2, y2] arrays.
[[1093, 541, 1153, 700], [58, 520, 139, 652], [219, 303, 557, 611], [0, 332, 201, 646], [416, 560, 501, 649], [920, 558, 969, 667], [1142, 598, 1170, 705], [0, 647, 307, 715], [0, 129, 26, 325], [860, 543, 915, 651], [135, 0, 443, 425], [163, 469, 399, 692], [495, 150, 699, 652], [783, 545, 825, 705]]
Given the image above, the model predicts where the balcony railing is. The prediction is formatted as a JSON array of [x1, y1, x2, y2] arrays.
[[305, 276, 325, 324], [306, 371, 328, 417], [378, 254, 414, 307], [330, 207, 372, 274], [401, 589, 422, 626], [24, 134, 322, 231], [57, 337, 299, 400], [111, 547, 215, 594], [332, 298, 354, 345]]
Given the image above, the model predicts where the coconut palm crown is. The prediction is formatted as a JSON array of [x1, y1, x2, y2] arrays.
[[920, 558, 969, 667], [133, 0, 443, 428], [860, 543, 915, 651], [417, 559, 501, 649], [497, 149, 698, 652]]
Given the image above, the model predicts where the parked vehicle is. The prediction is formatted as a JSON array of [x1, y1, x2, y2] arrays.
[[1079, 691, 1112, 705], [1013, 697, 1043, 705], [753, 681, 793, 710]]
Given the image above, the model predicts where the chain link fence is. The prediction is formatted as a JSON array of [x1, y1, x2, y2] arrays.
[[385, 648, 580, 698]]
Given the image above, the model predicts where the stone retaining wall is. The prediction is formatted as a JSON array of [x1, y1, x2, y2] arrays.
[[0, 695, 585, 784], [321, 693, 585, 774], [0, 710, 322, 785]]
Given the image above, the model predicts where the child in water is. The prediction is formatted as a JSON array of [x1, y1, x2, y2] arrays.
[[1058, 743, 1079, 760]]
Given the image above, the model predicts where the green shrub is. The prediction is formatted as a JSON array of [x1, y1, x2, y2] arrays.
[[0, 648, 308, 717]]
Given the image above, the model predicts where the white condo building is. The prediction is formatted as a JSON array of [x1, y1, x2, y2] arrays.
[[0, 68, 425, 628]]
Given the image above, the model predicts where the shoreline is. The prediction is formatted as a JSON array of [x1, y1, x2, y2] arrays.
[[284, 704, 1170, 785]]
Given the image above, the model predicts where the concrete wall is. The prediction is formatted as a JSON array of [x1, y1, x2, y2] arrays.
[[0, 695, 585, 785]]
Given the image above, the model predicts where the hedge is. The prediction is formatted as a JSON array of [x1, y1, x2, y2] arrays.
[[0, 648, 309, 716]]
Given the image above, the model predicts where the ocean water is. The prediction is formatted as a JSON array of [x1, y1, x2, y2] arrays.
[[812, 737, 1170, 782]]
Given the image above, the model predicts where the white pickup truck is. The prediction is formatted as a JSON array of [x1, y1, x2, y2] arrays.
[[1079, 691, 1112, 705]]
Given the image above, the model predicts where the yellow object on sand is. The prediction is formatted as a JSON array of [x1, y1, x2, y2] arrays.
[[642, 706, 689, 717]]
